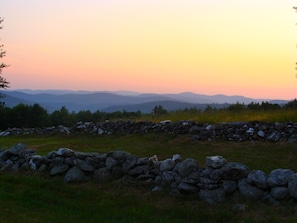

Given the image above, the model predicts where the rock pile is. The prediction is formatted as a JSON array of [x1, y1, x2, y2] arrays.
[[1, 121, 297, 142], [1, 143, 297, 205]]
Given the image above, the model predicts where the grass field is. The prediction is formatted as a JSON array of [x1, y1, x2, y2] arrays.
[[1, 134, 297, 222]]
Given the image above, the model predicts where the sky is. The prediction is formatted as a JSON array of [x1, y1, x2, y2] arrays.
[[1, 0, 297, 100]]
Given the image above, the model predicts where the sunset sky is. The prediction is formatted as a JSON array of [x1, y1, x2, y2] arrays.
[[1, 1, 296, 99]]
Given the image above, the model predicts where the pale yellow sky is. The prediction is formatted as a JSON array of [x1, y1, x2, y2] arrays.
[[1, 0, 297, 99]]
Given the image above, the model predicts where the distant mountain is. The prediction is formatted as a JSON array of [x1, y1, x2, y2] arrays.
[[0, 90, 289, 113]]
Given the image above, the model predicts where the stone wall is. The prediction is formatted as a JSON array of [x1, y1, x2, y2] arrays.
[[1, 143, 297, 205], [1, 120, 297, 142]]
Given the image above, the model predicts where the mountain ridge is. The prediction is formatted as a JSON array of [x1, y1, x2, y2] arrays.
[[0, 90, 289, 113]]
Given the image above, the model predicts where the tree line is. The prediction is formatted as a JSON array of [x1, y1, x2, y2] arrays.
[[0, 100, 296, 130]]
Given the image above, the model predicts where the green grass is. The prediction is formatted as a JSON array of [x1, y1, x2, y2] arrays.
[[142, 109, 297, 123], [1, 134, 297, 222]]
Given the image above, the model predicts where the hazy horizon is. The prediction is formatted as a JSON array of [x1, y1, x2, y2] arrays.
[[1, 1, 296, 100], [3, 88, 293, 101]]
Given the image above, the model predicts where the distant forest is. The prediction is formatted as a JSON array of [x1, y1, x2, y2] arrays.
[[0, 100, 297, 130]]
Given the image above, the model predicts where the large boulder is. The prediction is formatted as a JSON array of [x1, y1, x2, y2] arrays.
[[105, 157, 118, 170], [221, 162, 249, 180], [160, 159, 175, 171], [176, 158, 199, 178], [9, 143, 26, 157], [247, 170, 267, 189], [74, 159, 95, 172], [64, 166, 87, 183], [267, 169, 294, 187], [50, 164, 69, 175]]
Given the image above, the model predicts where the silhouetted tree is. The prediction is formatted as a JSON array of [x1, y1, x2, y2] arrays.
[[227, 102, 246, 112], [30, 103, 51, 127], [0, 18, 9, 89], [50, 106, 76, 126], [283, 99, 297, 109], [152, 105, 168, 115], [0, 18, 9, 107]]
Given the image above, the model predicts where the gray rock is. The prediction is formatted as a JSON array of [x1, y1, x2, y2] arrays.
[[199, 188, 226, 204], [0, 150, 10, 161], [162, 171, 178, 185], [263, 192, 281, 206], [56, 148, 74, 157], [270, 187, 289, 200], [0, 159, 13, 171], [64, 166, 87, 183], [38, 164, 47, 172], [247, 170, 267, 189], [105, 157, 118, 170], [93, 167, 112, 182], [65, 157, 75, 166], [122, 156, 138, 173], [112, 150, 131, 162], [178, 182, 199, 194], [50, 164, 69, 175], [288, 173, 297, 199], [160, 158, 175, 171], [257, 130, 265, 138], [221, 162, 249, 180], [74, 159, 95, 172], [268, 131, 281, 142], [209, 169, 222, 181], [177, 158, 199, 178], [267, 169, 294, 187], [238, 178, 265, 200], [128, 165, 148, 176], [223, 180, 238, 194], [9, 143, 26, 156], [206, 155, 226, 169]]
